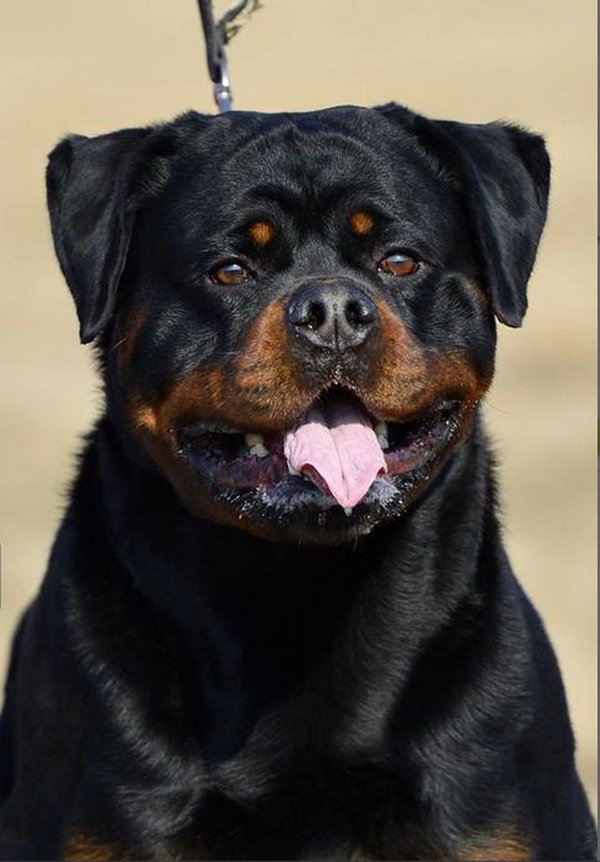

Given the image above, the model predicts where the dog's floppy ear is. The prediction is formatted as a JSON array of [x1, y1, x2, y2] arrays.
[[378, 104, 550, 327], [46, 126, 170, 343]]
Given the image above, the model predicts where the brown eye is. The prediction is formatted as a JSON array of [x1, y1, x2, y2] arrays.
[[210, 261, 253, 286], [378, 252, 419, 277]]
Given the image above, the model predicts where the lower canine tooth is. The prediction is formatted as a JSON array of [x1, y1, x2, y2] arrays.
[[246, 433, 268, 458], [375, 422, 389, 450], [249, 443, 269, 458]]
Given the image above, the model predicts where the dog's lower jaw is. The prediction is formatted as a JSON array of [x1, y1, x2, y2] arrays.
[[119, 404, 479, 546]]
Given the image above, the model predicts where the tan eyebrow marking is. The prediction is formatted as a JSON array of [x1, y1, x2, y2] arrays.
[[248, 220, 275, 246], [348, 210, 375, 235], [135, 405, 158, 432]]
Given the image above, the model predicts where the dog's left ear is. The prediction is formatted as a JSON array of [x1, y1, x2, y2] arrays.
[[378, 104, 550, 327], [46, 126, 174, 343]]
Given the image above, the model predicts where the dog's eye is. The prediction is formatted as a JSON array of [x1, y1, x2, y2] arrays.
[[210, 261, 253, 286], [378, 252, 419, 277]]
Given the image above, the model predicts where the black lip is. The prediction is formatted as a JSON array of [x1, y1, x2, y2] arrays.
[[384, 400, 460, 476]]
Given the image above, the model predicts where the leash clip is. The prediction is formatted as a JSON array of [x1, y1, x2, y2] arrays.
[[197, 0, 261, 114], [213, 54, 233, 112]]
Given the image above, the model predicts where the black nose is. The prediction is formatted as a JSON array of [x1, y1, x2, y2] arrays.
[[287, 280, 378, 351]]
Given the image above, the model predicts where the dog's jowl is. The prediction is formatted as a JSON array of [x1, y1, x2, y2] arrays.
[[0, 105, 595, 860]]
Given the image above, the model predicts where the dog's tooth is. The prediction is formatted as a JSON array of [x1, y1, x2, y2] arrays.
[[343, 506, 353, 517], [375, 422, 389, 450], [245, 433, 269, 458]]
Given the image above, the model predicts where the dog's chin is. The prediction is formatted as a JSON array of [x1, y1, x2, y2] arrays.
[[175, 399, 466, 544], [186, 473, 420, 545]]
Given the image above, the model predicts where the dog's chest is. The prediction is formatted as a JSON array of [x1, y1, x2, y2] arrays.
[[164, 766, 431, 861]]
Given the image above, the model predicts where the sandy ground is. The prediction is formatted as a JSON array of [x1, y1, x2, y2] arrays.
[[0, 0, 596, 816]]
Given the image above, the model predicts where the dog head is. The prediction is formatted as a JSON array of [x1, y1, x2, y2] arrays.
[[46, 105, 549, 543]]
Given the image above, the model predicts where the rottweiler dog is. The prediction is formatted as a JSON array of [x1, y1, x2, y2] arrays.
[[0, 104, 596, 860]]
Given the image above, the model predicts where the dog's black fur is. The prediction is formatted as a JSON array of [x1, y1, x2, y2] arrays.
[[0, 105, 595, 860]]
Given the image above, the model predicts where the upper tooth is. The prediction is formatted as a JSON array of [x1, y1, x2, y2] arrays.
[[375, 422, 389, 450], [245, 433, 269, 458]]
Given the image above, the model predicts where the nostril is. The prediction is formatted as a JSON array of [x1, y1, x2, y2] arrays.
[[306, 300, 326, 331], [288, 298, 328, 330], [346, 298, 376, 328]]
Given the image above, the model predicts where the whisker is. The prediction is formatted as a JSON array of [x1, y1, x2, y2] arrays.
[[108, 337, 127, 353]]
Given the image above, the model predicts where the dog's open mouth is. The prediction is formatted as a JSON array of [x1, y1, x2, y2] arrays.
[[180, 390, 460, 512]]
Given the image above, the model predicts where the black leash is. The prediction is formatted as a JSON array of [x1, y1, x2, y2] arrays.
[[196, 0, 262, 112]]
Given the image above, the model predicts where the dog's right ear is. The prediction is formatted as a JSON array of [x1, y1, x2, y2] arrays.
[[46, 127, 172, 343]]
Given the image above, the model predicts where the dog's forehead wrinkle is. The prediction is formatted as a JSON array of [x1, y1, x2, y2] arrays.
[[215, 183, 445, 250], [217, 118, 388, 189], [167, 159, 458, 250], [155, 110, 464, 245]]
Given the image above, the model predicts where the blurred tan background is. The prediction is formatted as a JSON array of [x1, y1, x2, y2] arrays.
[[0, 0, 596, 814]]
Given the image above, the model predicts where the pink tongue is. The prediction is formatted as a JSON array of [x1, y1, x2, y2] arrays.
[[283, 399, 387, 508]]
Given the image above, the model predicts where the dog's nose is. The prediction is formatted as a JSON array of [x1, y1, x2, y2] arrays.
[[286, 280, 378, 351]]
